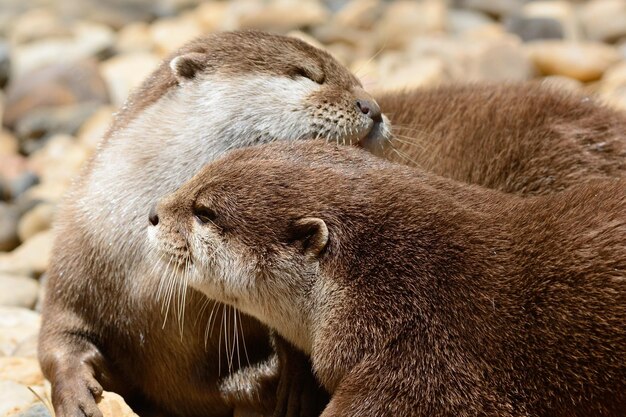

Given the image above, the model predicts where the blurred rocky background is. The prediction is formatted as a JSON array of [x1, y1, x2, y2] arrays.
[[0, 0, 625, 415]]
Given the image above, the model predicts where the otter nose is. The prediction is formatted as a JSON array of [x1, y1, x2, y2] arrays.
[[149, 204, 159, 226], [356, 99, 382, 121]]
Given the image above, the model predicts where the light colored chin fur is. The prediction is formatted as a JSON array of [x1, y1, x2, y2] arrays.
[[78, 73, 354, 295]]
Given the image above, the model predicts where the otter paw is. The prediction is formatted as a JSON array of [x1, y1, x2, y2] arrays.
[[52, 374, 104, 417]]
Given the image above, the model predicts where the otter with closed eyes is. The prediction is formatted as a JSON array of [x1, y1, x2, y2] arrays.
[[151, 141, 626, 417]]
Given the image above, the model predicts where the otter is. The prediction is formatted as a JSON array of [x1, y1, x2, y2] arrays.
[[151, 141, 626, 417], [38, 31, 388, 417], [370, 83, 626, 194]]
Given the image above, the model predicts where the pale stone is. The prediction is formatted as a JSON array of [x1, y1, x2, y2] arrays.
[[0, 357, 44, 386], [522, 1, 581, 40], [194, 1, 230, 32], [77, 105, 115, 152], [0, 130, 18, 156], [0, 381, 37, 416], [236, 0, 330, 32], [540, 75, 584, 92], [378, 0, 446, 48], [446, 9, 494, 34], [14, 403, 52, 417], [0, 275, 39, 309], [150, 15, 203, 56], [9, 8, 71, 45], [0, 307, 40, 357], [28, 135, 89, 187], [378, 54, 448, 91], [97, 392, 139, 417], [115, 22, 154, 54], [333, 0, 382, 30], [469, 40, 534, 81], [17, 204, 54, 242], [525, 41, 621, 82], [600, 61, 626, 93], [12, 334, 39, 359], [458, 0, 524, 17], [0, 231, 53, 276], [100, 52, 160, 107], [11, 22, 115, 79], [580, 0, 626, 42]]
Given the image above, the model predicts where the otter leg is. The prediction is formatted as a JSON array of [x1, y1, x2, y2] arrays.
[[220, 333, 328, 417], [272, 334, 329, 417], [39, 327, 112, 417]]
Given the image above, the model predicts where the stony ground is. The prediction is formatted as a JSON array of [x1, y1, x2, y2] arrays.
[[0, 0, 625, 415]]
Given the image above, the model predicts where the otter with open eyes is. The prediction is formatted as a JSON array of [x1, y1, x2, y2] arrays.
[[38, 31, 389, 417], [151, 141, 626, 417]]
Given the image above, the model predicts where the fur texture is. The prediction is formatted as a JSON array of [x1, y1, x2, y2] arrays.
[[153, 141, 626, 417], [38, 31, 387, 417], [372, 83, 626, 194]]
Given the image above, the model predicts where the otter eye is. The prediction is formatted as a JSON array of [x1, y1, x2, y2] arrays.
[[193, 206, 217, 225], [292, 67, 324, 84]]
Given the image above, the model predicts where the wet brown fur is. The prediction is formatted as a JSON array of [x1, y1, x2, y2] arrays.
[[373, 83, 626, 194], [158, 141, 626, 417]]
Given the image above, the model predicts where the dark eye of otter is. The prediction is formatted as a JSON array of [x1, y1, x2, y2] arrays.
[[292, 67, 324, 84], [193, 206, 217, 225]]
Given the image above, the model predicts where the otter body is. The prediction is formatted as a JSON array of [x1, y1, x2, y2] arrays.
[[372, 83, 626, 194], [153, 141, 626, 417], [39, 31, 386, 417]]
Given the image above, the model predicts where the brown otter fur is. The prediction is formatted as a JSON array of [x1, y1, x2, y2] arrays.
[[152, 141, 626, 417], [38, 31, 386, 417], [371, 83, 626, 194]]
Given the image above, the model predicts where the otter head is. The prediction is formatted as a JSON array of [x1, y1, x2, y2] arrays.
[[115, 31, 390, 151], [147, 142, 386, 353]]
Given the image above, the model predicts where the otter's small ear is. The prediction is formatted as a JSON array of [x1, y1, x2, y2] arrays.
[[170, 52, 206, 82], [291, 217, 328, 259]]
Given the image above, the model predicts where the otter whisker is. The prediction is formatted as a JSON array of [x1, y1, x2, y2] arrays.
[[237, 309, 251, 367]]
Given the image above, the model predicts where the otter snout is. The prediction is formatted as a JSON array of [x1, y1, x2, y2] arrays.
[[353, 88, 382, 124]]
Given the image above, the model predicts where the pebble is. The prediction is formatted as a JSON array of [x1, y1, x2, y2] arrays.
[[520, 1, 581, 40], [446, 9, 494, 34], [0, 230, 54, 276], [97, 392, 140, 417], [11, 21, 116, 79], [0, 130, 18, 156], [100, 52, 161, 107], [0, 381, 39, 417], [28, 134, 90, 188], [150, 15, 203, 56], [525, 40, 622, 82], [580, 0, 626, 43], [236, 0, 331, 32], [2, 59, 109, 150], [540, 75, 584, 92], [17, 203, 54, 242], [455, 0, 524, 18], [0, 203, 20, 252], [115, 22, 154, 54], [505, 16, 564, 41], [0, 41, 9, 89], [378, 0, 446, 48], [0, 357, 44, 386], [0, 274, 39, 309], [333, 0, 383, 30], [9, 8, 72, 45], [14, 403, 52, 417], [0, 307, 40, 356]]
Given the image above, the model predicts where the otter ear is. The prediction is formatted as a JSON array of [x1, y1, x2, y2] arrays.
[[170, 52, 206, 82], [290, 217, 328, 259]]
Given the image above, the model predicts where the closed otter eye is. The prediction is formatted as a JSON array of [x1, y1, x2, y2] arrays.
[[193, 206, 217, 225], [291, 67, 324, 84]]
